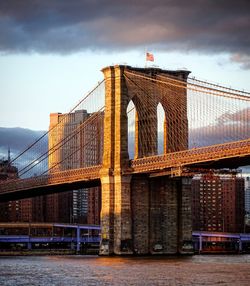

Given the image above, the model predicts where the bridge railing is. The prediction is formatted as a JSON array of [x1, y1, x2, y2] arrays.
[[131, 139, 250, 172], [1, 139, 249, 195], [0, 165, 102, 193]]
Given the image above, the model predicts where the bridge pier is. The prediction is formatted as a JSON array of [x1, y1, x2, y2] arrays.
[[100, 174, 193, 256], [99, 172, 115, 255], [149, 177, 179, 254], [99, 65, 133, 255], [113, 174, 133, 254], [131, 174, 150, 255], [178, 178, 193, 253], [99, 65, 192, 255], [131, 175, 192, 255], [100, 173, 133, 255]]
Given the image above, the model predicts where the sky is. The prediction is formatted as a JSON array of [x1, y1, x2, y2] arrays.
[[1, 0, 250, 131]]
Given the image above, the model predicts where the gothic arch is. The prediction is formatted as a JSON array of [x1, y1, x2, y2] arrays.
[[157, 102, 165, 155], [127, 100, 136, 159]]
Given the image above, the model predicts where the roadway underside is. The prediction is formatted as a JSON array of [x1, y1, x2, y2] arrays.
[[186, 154, 250, 170], [144, 154, 250, 178], [0, 179, 101, 202]]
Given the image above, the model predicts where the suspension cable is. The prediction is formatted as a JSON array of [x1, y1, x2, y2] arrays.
[[10, 80, 105, 165]]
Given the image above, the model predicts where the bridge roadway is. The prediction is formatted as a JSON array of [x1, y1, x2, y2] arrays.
[[0, 139, 249, 202]]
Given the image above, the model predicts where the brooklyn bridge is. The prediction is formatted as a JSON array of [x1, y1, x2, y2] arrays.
[[0, 65, 249, 255]]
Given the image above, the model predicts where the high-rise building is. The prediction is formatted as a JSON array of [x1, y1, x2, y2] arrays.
[[192, 173, 245, 233], [46, 109, 103, 224]]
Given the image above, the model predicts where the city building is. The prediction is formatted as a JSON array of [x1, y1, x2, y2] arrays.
[[192, 172, 245, 233], [0, 151, 46, 223], [18, 196, 45, 223], [46, 109, 103, 224], [245, 177, 250, 214], [0, 151, 19, 222], [244, 176, 250, 232]]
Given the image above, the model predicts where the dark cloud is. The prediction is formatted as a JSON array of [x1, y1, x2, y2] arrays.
[[0, 127, 47, 177], [0, 0, 250, 67], [0, 127, 46, 155]]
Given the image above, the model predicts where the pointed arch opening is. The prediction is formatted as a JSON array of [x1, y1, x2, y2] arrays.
[[127, 100, 136, 159], [157, 103, 165, 155]]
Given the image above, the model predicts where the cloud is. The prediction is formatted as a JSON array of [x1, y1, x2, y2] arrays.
[[0, 127, 46, 155], [189, 107, 250, 147], [230, 53, 250, 70], [0, 0, 250, 65], [0, 127, 47, 177], [216, 107, 250, 124]]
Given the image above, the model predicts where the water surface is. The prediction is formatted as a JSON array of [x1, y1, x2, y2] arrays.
[[1, 255, 250, 285]]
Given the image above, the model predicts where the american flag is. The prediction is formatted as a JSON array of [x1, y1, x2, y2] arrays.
[[146, 52, 154, 62]]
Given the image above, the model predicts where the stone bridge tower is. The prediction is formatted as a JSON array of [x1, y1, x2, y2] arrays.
[[99, 65, 193, 255]]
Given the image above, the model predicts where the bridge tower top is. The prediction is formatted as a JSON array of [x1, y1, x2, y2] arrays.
[[100, 65, 191, 255], [102, 64, 191, 80], [101, 65, 191, 172]]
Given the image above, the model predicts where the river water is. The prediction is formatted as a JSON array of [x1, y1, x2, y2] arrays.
[[1, 255, 250, 285]]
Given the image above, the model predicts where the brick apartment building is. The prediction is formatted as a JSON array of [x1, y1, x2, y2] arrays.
[[192, 173, 245, 233]]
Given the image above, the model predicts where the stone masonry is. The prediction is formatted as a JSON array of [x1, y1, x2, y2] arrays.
[[99, 65, 192, 255]]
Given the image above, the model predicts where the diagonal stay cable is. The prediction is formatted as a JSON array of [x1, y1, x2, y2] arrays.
[[41, 113, 104, 176], [10, 80, 105, 165], [19, 107, 105, 177]]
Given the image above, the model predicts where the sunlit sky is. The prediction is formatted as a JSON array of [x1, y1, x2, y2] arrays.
[[1, 1, 250, 131], [1, 51, 249, 131]]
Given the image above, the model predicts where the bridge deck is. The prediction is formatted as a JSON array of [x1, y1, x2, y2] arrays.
[[0, 139, 249, 202], [131, 139, 250, 174], [0, 165, 102, 201]]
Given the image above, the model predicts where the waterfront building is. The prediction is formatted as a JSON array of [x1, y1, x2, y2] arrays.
[[192, 172, 245, 233]]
